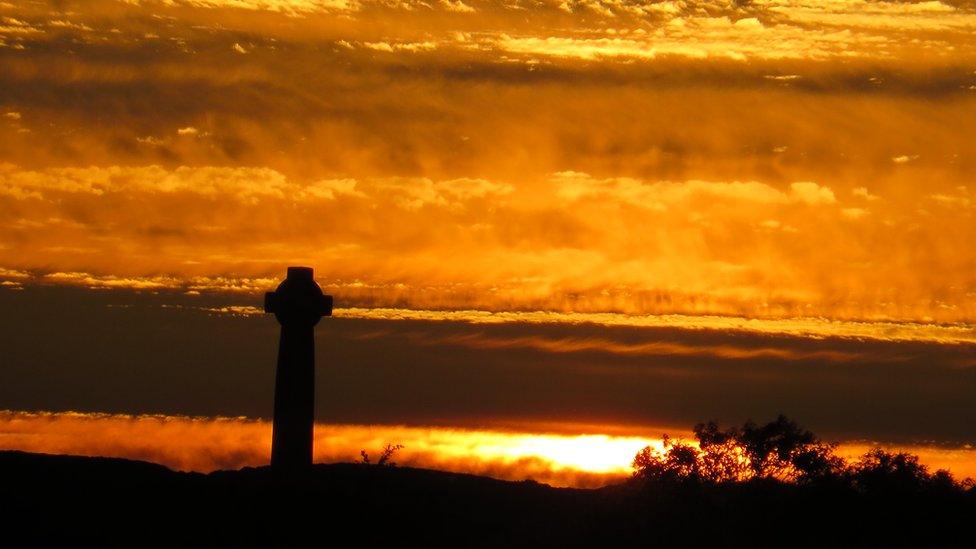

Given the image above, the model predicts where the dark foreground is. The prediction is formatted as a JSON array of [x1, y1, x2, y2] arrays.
[[2, 451, 973, 548]]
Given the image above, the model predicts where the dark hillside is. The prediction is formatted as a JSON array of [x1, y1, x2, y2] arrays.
[[2, 450, 973, 548]]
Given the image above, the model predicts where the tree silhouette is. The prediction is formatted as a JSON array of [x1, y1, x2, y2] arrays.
[[632, 435, 703, 483], [693, 421, 750, 482], [737, 415, 842, 482], [632, 416, 965, 493]]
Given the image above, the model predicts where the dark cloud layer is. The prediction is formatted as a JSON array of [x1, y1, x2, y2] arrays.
[[2, 286, 973, 445]]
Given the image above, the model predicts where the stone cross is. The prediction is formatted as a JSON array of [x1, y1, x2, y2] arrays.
[[263, 266, 333, 469]]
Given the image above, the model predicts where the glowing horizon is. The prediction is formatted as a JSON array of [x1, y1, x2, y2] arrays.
[[2, 411, 973, 488]]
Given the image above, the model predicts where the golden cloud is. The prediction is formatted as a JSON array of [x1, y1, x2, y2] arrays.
[[0, 161, 974, 322], [0, 0, 973, 326]]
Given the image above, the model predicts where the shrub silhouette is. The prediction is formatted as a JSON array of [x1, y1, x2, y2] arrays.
[[359, 443, 405, 467], [633, 416, 968, 494]]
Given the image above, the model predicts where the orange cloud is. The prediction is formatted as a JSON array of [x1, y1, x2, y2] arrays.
[[347, 330, 903, 363], [0, 411, 648, 487], [2, 162, 975, 324], [1, 0, 975, 327]]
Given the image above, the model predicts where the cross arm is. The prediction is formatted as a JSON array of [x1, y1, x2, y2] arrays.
[[264, 292, 277, 314], [264, 292, 333, 317]]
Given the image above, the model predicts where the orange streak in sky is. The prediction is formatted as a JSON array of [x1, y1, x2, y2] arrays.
[[1, 411, 973, 487]]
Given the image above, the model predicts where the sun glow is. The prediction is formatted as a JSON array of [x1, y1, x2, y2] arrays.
[[436, 433, 656, 475]]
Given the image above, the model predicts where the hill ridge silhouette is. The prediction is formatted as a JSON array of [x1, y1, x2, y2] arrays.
[[3, 449, 975, 547]]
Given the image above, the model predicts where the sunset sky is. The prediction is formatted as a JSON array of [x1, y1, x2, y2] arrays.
[[1, 0, 975, 485]]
